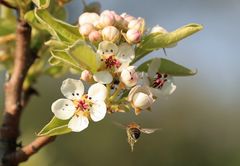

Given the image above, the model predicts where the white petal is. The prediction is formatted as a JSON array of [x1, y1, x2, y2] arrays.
[[97, 41, 118, 57], [132, 92, 154, 109], [61, 78, 84, 100], [160, 77, 176, 95], [90, 101, 106, 122], [138, 72, 150, 86], [148, 58, 161, 78], [88, 83, 107, 101], [51, 99, 75, 120], [116, 43, 135, 63], [128, 85, 153, 102], [68, 115, 89, 132], [93, 70, 113, 84]]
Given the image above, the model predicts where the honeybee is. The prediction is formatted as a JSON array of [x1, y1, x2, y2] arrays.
[[115, 122, 159, 151]]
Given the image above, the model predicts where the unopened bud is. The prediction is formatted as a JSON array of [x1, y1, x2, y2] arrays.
[[79, 12, 99, 26], [79, 23, 95, 36], [120, 66, 138, 87], [121, 13, 135, 23], [99, 10, 115, 27], [81, 70, 93, 82], [88, 30, 102, 43], [128, 17, 145, 33], [102, 26, 120, 43], [126, 29, 142, 44]]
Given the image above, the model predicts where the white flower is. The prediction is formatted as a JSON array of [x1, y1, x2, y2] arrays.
[[120, 66, 138, 87], [145, 58, 177, 96], [128, 85, 155, 115], [93, 41, 135, 84], [51, 78, 107, 132]]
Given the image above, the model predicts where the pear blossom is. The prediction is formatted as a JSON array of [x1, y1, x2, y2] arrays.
[[51, 78, 107, 132], [128, 85, 155, 115], [120, 66, 138, 87], [140, 58, 177, 96], [121, 13, 135, 23], [93, 41, 135, 84]]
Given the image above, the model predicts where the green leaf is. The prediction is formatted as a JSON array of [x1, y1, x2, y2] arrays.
[[67, 40, 100, 73], [50, 50, 82, 70], [38, 116, 71, 136], [34, 9, 82, 43], [137, 58, 197, 76], [133, 23, 203, 63], [32, 0, 50, 9], [139, 23, 203, 51]]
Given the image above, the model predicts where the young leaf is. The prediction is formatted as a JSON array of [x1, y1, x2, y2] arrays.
[[32, 0, 50, 9], [139, 23, 203, 51], [67, 40, 100, 73], [133, 23, 203, 63], [34, 9, 82, 43], [38, 116, 71, 136], [50, 50, 82, 70], [138, 58, 197, 76]]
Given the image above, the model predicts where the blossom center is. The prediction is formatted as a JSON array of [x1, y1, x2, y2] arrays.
[[103, 56, 121, 69], [152, 73, 168, 89], [74, 95, 92, 112]]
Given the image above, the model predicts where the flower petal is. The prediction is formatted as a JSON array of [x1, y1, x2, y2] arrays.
[[148, 58, 161, 78], [93, 70, 113, 84], [97, 41, 118, 57], [138, 72, 150, 86], [90, 101, 107, 122], [120, 66, 138, 87], [160, 77, 176, 95], [51, 99, 75, 120], [61, 78, 84, 100], [132, 92, 154, 109], [88, 83, 107, 101], [116, 43, 135, 63], [68, 115, 89, 132]]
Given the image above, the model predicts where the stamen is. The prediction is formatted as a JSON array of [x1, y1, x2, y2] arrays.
[[152, 73, 168, 89], [104, 56, 122, 69]]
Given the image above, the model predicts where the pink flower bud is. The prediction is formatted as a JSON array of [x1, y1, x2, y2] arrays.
[[81, 70, 93, 82], [121, 13, 136, 23], [88, 30, 102, 43], [78, 12, 99, 26], [79, 23, 95, 36], [126, 29, 142, 44], [102, 26, 120, 42], [128, 17, 145, 32], [99, 10, 115, 27]]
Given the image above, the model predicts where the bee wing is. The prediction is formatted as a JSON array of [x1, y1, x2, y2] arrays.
[[112, 121, 125, 129], [140, 128, 160, 134]]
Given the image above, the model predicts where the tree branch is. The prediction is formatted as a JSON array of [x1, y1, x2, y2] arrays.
[[4, 136, 56, 165], [0, 0, 17, 10], [0, 20, 35, 166]]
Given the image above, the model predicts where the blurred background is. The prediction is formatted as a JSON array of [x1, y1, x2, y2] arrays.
[[1, 0, 240, 165]]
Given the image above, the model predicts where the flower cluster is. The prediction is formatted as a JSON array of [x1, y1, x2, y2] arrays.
[[50, 10, 189, 133]]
